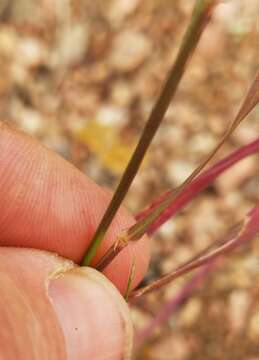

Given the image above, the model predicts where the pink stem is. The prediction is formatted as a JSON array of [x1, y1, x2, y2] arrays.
[[136, 138, 259, 234], [134, 206, 259, 348], [134, 262, 216, 349]]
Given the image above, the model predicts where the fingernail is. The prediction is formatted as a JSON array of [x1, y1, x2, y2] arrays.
[[48, 267, 133, 360]]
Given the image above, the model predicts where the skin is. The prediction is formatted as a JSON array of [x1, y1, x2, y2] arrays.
[[0, 121, 150, 359]]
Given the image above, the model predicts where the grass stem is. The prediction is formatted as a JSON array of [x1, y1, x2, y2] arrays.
[[81, 0, 217, 266]]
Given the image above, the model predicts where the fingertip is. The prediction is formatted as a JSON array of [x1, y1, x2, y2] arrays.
[[0, 248, 133, 359], [0, 122, 150, 293], [49, 267, 133, 360]]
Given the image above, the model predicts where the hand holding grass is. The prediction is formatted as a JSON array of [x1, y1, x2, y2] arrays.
[[0, 122, 150, 359]]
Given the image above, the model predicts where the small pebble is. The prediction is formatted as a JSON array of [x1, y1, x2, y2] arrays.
[[109, 30, 152, 72]]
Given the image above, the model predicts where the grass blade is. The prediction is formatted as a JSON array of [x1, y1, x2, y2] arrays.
[[81, 0, 218, 266], [137, 138, 259, 233], [127, 72, 259, 242], [134, 262, 215, 349], [130, 206, 259, 299], [96, 138, 259, 271], [124, 259, 136, 301]]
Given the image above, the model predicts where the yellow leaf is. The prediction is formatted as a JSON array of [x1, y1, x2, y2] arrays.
[[77, 120, 147, 174]]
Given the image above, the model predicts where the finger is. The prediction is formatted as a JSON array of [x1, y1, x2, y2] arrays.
[[0, 247, 133, 359], [0, 122, 150, 293]]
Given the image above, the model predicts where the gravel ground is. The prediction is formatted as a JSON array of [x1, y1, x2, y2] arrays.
[[1, 1, 259, 359]]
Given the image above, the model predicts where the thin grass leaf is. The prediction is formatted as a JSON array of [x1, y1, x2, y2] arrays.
[[96, 138, 259, 271], [134, 262, 215, 350], [135, 222, 247, 347], [124, 259, 136, 301], [130, 205, 259, 299], [127, 71, 259, 242], [235, 72, 259, 121], [137, 138, 259, 233], [81, 0, 218, 266], [134, 225, 247, 346]]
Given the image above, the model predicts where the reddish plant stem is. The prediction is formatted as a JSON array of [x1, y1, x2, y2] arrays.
[[134, 262, 216, 350], [138, 138, 259, 234], [96, 139, 259, 271], [130, 206, 259, 299], [127, 72, 259, 241]]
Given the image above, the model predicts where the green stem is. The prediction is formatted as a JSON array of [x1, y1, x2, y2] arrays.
[[81, 0, 216, 266], [124, 259, 136, 301]]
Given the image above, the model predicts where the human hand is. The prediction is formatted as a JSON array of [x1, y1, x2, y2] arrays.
[[0, 122, 150, 359]]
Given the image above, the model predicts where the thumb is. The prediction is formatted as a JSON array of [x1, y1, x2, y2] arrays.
[[0, 248, 133, 360], [49, 268, 133, 360]]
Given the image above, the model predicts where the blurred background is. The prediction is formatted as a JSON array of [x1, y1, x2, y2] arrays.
[[0, 0, 259, 358]]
